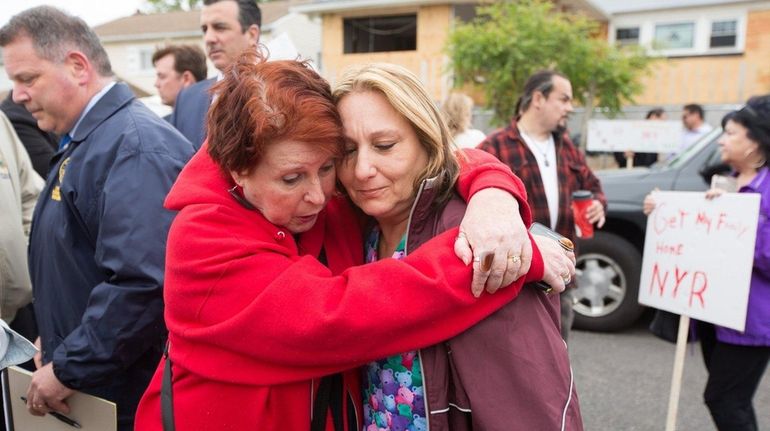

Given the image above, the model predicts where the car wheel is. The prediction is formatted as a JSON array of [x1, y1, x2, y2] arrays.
[[572, 231, 645, 331]]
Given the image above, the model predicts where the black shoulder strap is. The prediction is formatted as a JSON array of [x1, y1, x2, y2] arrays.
[[161, 342, 356, 431], [311, 376, 331, 431], [311, 373, 347, 431], [161, 341, 176, 431]]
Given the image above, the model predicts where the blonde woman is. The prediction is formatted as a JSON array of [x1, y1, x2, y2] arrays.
[[335, 64, 581, 431], [443, 93, 487, 149]]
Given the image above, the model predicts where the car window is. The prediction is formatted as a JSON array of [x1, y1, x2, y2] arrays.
[[703, 134, 724, 167], [664, 127, 723, 169]]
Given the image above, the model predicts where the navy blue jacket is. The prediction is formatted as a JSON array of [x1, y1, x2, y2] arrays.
[[28, 83, 194, 429], [169, 77, 214, 149]]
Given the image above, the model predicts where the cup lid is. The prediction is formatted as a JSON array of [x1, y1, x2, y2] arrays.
[[572, 190, 592, 200]]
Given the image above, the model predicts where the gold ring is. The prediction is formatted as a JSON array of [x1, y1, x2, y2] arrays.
[[476, 252, 494, 272], [559, 237, 574, 251], [508, 254, 521, 264]]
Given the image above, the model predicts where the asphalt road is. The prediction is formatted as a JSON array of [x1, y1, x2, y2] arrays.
[[569, 318, 770, 431]]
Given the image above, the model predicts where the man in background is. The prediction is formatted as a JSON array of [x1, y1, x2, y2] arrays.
[[152, 44, 207, 119], [170, 0, 261, 147], [0, 111, 41, 333], [680, 103, 713, 154], [478, 70, 606, 341]]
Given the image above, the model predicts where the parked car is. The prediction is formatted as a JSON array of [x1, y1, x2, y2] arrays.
[[572, 128, 729, 331]]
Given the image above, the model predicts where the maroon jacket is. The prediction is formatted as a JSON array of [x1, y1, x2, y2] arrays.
[[478, 118, 606, 241], [405, 174, 584, 431]]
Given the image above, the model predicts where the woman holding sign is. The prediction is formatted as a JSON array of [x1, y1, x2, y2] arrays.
[[643, 95, 770, 431]]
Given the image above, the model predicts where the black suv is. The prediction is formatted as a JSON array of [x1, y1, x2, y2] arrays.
[[572, 128, 728, 331]]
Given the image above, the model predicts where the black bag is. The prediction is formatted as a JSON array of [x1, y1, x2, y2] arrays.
[[648, 309, 680, 343]]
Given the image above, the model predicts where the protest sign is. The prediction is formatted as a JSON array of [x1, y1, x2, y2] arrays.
[[587, 119, 681, 153], [638, 191, 759, 331]]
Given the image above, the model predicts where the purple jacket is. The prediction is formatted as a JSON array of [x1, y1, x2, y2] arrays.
[[405, 173, 583, 430], [717, 167, 770, 346]]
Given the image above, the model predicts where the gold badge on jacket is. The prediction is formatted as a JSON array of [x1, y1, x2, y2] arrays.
[[51, 157, 70, 201]]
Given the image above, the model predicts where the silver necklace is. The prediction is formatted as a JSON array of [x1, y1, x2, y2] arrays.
[[521, 129, 552, 167]]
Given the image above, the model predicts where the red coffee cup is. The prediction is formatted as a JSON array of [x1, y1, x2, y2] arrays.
[[571, 190, 594, 239]]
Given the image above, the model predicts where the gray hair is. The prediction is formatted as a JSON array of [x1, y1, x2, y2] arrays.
[[0, 6, 113, 77]]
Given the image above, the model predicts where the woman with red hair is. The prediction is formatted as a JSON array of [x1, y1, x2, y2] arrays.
[[135, 52, 571, 430]]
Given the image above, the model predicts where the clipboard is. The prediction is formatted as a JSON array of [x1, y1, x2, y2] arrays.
[[5, 366, 116, 430]]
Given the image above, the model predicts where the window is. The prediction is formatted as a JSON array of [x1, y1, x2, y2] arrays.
[[128, 46, 157, 73], [611, 11, 745, 57], [654, 22, 695, 49], [139, 48, 154, 71], [343, 15, 417, 54], [710, 20, 737, 48], [454, 4, 478, 24], [615, 27, 640, 46]]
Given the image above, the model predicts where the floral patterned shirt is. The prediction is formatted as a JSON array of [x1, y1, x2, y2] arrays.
[[362, 226, 427, 431]]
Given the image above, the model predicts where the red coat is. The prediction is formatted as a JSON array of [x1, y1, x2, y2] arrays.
[[134, 147, 543, 430]]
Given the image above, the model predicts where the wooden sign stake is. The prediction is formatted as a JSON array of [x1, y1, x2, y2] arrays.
[[665, 314, 690, 431]]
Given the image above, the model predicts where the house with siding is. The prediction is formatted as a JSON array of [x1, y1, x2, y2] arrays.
[[600, 0, 770, 113], [293, 0, 606, 101]]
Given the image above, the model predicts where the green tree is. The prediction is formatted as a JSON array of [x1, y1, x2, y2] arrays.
[[447, 0, 653, 147]]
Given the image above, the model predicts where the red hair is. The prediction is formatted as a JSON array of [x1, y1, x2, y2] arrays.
[[207, 51, 343, 176]]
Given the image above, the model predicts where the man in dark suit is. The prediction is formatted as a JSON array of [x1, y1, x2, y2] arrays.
[[170, 0, 261, 148]]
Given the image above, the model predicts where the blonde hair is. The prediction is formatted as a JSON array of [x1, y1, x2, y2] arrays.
[[333, 63, 460, 205], [442, 93, 474, 135]]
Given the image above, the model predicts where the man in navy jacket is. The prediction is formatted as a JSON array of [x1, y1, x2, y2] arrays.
[[0, 7, 194, 430], [170, 0, 261, 148]]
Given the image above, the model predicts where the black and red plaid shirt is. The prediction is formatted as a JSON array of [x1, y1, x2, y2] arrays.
[[478, 118, 606, 241]]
